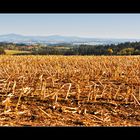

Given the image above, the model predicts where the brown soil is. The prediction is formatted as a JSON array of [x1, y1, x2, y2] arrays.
[[0, 91, 140, 126]]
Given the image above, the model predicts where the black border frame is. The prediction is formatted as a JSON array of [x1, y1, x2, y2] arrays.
[[0, 0, 140, 138], [0, 0, 140, 13]]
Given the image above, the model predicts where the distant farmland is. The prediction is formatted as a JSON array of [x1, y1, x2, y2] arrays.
[[5, 50, 31, 55], [0, 55, 140, 126]]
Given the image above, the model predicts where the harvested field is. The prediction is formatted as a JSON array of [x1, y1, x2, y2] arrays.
[[0, 55, 140, 126]]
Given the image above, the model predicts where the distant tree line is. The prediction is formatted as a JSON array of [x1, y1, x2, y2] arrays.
[[1, 41, 140, 55], [31, 41, 140, 55]]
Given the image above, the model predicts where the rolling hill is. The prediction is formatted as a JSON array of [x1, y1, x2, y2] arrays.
[[0, 33, 140, 45]]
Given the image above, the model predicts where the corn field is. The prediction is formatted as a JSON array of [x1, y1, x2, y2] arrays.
[[0, 55, 140, 126]]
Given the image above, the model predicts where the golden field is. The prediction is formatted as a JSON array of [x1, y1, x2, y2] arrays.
[[0, 55, 140, 126]]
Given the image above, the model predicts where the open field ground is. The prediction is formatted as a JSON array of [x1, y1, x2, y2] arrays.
[[5, 50, 31, 55], [0, 55, 140, 126]]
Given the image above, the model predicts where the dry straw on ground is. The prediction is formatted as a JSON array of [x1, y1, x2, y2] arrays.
[[0, 55, 140, 126]]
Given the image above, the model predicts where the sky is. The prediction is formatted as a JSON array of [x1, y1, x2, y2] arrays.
[[0, 14, 140, 39]]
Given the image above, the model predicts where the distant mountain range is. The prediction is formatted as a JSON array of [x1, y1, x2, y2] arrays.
[[0, 33, 140, 45]]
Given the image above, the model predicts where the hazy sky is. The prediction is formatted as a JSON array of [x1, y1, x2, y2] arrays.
[[0, 14, 140, 39]]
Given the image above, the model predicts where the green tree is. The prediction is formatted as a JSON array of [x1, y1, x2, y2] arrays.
[[118, 48, 134, 55], [134, 49, 140, 55], [0, 48, 5, 55]]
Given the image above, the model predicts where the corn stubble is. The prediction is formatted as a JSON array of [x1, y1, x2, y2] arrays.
[[0, 55, 140, 126]]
